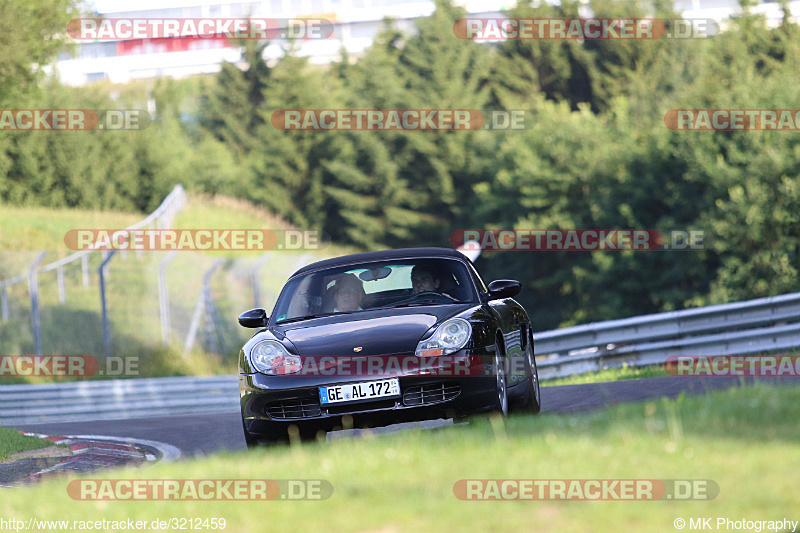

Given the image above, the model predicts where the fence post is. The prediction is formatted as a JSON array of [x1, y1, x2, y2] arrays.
[[57, 266, 66, 304], [101, 250, 110, 280], [99, 251, 117, 359], [81, 254, 90, 288], [158, 250, 178, 345], [1, 287, 8, 323], [28, 252, 48, 356], [203, 259, 224, 355], [252, 254, 271, 308], [184, 259, 223, 355]]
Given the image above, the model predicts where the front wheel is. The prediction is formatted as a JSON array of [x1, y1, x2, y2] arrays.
[[242, 417, 260, 448], [492, 342, 509, 416]]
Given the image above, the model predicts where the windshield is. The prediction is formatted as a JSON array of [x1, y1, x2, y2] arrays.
[[272, 257, 478, 323]]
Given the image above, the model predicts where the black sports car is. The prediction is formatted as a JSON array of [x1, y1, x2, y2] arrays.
[[238, 247, 540, 445]]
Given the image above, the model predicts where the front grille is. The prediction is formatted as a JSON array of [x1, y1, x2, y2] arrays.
[[402, 383, 461, 406], [265, 398, 322, 419]]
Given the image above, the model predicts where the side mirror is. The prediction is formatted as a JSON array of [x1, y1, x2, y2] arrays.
[[486, 279, 522, 300], [238, 308, 268, 328]]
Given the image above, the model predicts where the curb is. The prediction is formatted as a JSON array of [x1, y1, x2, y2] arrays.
[[1, 432, 182, 487]]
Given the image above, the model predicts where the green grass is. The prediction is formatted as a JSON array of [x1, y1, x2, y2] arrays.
[[542, 364, 670, 386], [0, 194, 349, 383], [0, 207, 141, 254], [0, 427, 52, 461], [1, 383, 797, 531]]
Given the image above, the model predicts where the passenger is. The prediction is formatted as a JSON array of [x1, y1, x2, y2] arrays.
[[333, 273, 365, 312]]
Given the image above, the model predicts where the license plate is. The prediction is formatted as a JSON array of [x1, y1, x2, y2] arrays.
[[319, 378, 400, 404]]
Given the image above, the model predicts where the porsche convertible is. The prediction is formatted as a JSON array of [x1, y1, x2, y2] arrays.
[[238, 247, 540, 445]]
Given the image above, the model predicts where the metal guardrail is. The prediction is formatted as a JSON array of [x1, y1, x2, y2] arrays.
[[2, 291, 800, 423], [0, 375, 239, 425], [534, 291, 800, 379]]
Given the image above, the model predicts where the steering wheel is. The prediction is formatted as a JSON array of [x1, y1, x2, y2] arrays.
[[402, 291, 456, 303]]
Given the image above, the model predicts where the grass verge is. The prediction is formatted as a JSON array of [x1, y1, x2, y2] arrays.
[[541, 363, 669, 386], [0, 427, 52, 462], [1, 383, 797, 531]]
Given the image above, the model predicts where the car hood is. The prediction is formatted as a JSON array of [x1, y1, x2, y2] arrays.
[[273, 305, 473, 356]]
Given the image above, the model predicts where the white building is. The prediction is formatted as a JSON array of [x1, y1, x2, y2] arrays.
[[55, 0, 800, 86]]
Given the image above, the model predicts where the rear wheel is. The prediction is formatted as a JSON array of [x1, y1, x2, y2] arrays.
[[523, 336, 541, 414], [511, 331, 541, 414]]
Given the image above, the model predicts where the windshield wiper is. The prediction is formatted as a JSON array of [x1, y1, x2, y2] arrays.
[[276, 313, 337, 324]]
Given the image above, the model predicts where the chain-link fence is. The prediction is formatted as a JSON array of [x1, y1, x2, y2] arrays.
[[0, 186, 318, 380]]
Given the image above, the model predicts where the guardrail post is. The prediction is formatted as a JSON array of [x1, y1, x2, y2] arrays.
[[158, 251, 178, 345], [28, 252, 47, 356], [252, 254, 271, 308], [99, 251, 117, 358]]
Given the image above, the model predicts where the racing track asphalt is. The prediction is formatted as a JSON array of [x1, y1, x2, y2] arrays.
[[9, 376, 799, 457]]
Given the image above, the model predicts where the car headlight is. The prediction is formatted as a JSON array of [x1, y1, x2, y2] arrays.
[[249, 340, 302, 375], [415, 318, 472, 356]]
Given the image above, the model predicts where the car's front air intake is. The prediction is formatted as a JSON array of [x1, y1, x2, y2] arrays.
[[402, 382, 461, 406], [265, 398, 322, 419]]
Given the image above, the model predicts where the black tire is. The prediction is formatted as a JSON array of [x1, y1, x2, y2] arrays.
[[520, 331, 542, 414], [492, 341, 509, 416], [242, 417, 260, 448], [242, 418, 290, 447]]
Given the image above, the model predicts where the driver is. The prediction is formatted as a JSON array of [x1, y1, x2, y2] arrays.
[[411, 264, 442, 294]]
